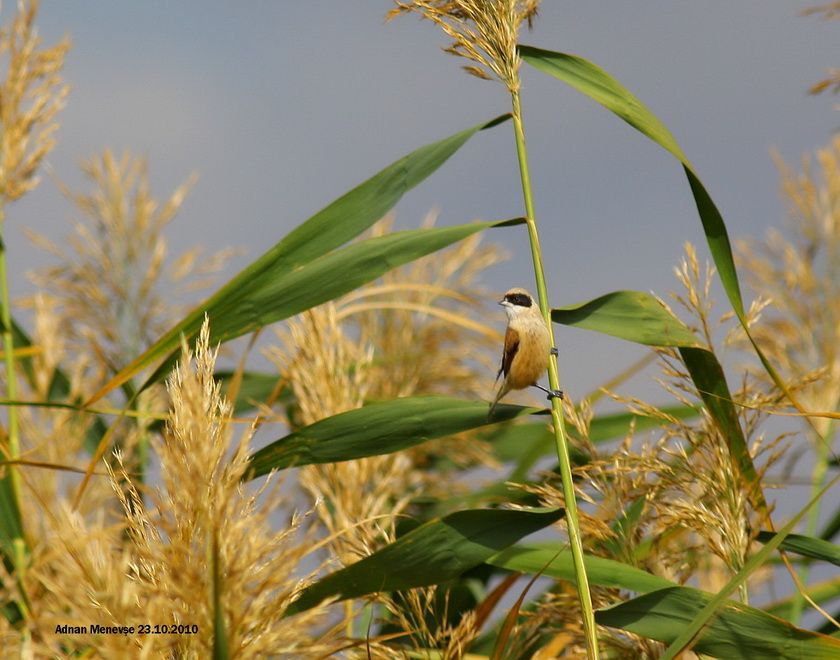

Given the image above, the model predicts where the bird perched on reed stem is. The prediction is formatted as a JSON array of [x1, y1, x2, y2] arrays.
[[489, 287, 562, 415]]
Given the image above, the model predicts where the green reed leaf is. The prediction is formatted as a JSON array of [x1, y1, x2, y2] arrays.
[[485, 421, 585, 480], [820, 504, 840, 542], [94, 217, 522, 404], [285, 508, 563, 616], [597, 586, 840, 659], [246, 396, 538, 478], [519, 47, 686, 160], [0, 483, 22, 563], [683, 167, 744, 315], [86, 115, 511, 405], [487, 543, 675, 594], [679, 346, 763, 509], [519, 47, 744, 318], [552, 290, 701, 347], [756, 531, 840, 567], [269, 112, 508, 268]]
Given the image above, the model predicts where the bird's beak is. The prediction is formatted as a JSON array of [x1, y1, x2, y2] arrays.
[[498, 299, 505, 306]]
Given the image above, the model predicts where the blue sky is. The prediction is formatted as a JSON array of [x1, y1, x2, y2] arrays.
[[10, 1, 840, 401]]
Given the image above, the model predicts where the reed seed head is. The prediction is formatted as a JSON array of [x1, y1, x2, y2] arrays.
[[388, 0, 541, 92], [0, 0, 68, 203]]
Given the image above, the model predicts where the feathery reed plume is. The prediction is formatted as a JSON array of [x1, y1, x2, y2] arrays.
[[17, 318, 342, 657], [387, 0, 540, 92], [0, 0, 69, 203], [736, 137, 840, 622], [270, 303, 398, 566], [803, 2, 840, 95], [804, 0, 840, 18], [354, 591, 480, 659], [28, 150, 234, 378], [25, 149, 234, 488], [737, 139, 840, 420]]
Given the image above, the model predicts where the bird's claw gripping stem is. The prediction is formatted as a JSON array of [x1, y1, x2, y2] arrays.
[[534, 383, 564, 400]]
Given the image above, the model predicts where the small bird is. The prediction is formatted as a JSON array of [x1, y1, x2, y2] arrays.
[[489, 287, 563, 415]]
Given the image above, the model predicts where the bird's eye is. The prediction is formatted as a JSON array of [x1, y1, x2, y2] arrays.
[[506, 293, 531, 307]]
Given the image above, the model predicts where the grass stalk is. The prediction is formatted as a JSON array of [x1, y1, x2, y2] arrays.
[[0, 208, 21, 505], [0, 204, 30, 622], [510, 90, 599, 659], [210, 522, 230, 660]]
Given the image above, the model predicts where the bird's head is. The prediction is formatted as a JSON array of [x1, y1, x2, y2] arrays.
[[499, 287, 536, 319]]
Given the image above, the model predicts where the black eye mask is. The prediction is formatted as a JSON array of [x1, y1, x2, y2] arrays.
[[505, 293, 532, 307]]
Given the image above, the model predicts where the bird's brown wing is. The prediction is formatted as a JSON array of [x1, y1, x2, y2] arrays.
[[496, 326, 520, 382]]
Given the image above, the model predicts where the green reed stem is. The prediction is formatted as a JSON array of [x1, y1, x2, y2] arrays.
[[0, 204, 30, 621], [0, 208, 20, 504], [510, 90, 599, 659]]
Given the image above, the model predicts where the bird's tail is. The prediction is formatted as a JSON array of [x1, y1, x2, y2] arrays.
[[488, 381, 510, 418]]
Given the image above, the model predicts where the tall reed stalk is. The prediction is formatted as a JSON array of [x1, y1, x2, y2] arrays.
[[387, 2, 599, 656], [510, 90, 598, 657], [0, 205, 21, 504], [0, 203, 28, 610]]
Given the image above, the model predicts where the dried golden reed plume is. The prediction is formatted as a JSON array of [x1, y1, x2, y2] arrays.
[[738, 137, 840, 424], [388, 0, 541, 91], [804, 2, 840, 95], [13, 319, 343, 657], [0, 0, 68, 204], [27, 150, 235, 379]]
